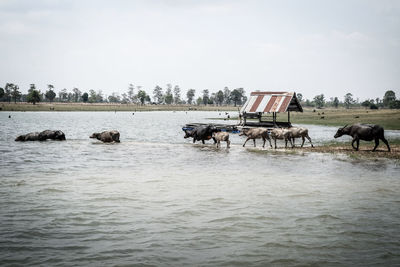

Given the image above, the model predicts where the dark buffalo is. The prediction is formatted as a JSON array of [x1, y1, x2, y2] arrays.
[[334, 124, 390, 152], [184, 125, 218, 144], [38, 130, 66, 141], [15, 130, 65, 141], [15, 132, 40, 141], [90, 130, 120, 143]]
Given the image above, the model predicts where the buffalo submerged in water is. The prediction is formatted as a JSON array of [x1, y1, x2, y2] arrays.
[[334, 123, 390, 152], [15, 130, 66, 141]]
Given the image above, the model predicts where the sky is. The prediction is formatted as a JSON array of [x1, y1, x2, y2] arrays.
[[0, 0, 399, 101]]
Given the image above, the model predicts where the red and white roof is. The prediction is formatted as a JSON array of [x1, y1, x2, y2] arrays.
[[240, 91, 302, 114]]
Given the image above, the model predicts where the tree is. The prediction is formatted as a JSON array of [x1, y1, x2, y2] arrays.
[[82, 92, 89, 103], [173, 85, 181, 104], [153, 85, 163, 104], [88, 90, 97, 103], [45, 89, 56, 102], [196, 97, 203, 106], [108, 92, 120, 103], [59, 89, 68, 102], [344, 93, 355, 109], [186, 89, 195, 105], [27, 89, 41, 104], [137, 90, 147, 105], [223, 87, 231, 105], [0, 87, 4, 100], [297, 93, 303, 103], [11, 84, 21, 103], [383, 90, 396, 107], [72, 88, 81, 102], [95, 90, 104, 103], [4, 83, 13, 103], [333, 97, 339, 108], [216, 90, 224, 106], [202, 89, 209, 105], [164, 85, 173, 104], [230, 88, 245, 107], [128, 84, 135, 103], [313, 94, 325, 108]]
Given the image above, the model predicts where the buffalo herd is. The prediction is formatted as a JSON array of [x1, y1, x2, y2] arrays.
[[15, 123, 391, 152]]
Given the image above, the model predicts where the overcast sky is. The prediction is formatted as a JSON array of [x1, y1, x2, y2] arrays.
[[0, 0, 399, 100]]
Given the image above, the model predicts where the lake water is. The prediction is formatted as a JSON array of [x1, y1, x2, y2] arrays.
[[1, 111, 400, 266]]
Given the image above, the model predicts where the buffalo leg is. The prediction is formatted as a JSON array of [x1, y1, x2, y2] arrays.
[[217, 140, 220, 148], [213, 137, 217, 144], [381, 137, 391, 152], [274, 138, 277, 149], [372, 138, 379, 152], [301, 137, 305, 147], [227, 140, 230, 148], [306, 135, 314, 147], [351, 138, 357, 150], [202, 140, 205, 144], [243, 137, 250, 147], [356, 139, 360, 151], [289, 138, 293, 148], [253, 139, 256, 147], [268, 138, 272, 148], [292, 137, 296, 147], [262, 138, 266, 148]]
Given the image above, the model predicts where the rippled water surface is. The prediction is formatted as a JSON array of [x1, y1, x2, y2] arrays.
[[1, 111, 400, 266]]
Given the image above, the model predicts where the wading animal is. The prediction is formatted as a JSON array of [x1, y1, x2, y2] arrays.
[[184, 125, 217, 144], [239, 128, 272, 148], [212, 131, 230, 148], [15, 130, 65, 141], [90, 130, 120, 143], [334, 124, 390, 152], [15, 132, 40, 141], [287, 127, 314, 147], [270, 128, 293, 149], [38, 130, 66, 141]]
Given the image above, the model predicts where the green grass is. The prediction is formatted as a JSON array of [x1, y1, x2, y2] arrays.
[[287, 108, 400, 130]]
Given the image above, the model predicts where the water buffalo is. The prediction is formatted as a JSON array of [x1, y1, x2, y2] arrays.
[[184, 125, 217, 144], [270, 128, 293, 149], [287, 127, 314, 147], [212, 131, 230, 148], [239, 128, 272, 148], [15, 130, 65, 141], [38, 130, 66, 141], [334, 124, 390, 152], [90, 130, 120, 143], [15, 132, 40, 141]]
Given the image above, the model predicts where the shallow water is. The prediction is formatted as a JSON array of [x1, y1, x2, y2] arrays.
[[1, 111, 400, 266]]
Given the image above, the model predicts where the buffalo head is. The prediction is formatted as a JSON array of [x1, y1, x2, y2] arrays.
[[90, 133, 100, 139], [54, 130, 66, 140], [183, 129, 194, 139], [334, 125, 348, 138]]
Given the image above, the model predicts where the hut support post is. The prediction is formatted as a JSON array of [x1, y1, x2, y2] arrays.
[[273, 112, 277, 127], [288, 111, 290, 123]]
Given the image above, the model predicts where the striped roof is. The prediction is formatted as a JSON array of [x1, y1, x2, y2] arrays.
[[240, 91, 303, 114]]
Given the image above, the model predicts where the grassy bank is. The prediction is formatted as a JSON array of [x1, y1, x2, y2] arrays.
[[0, 102, 238, 112], [287, 108, 400, 130], [219, 108, 400, 130], [249, 139, 400, 160]]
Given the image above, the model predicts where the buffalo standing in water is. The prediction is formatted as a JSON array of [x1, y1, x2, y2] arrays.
[[334, 124, 390, 152], [184, 125, 217, 144], [15, 130, 66, 141], [90, 130, 120, 143]]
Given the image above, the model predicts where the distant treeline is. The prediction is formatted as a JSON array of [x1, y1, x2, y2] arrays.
[[0, 83, 399, 109], [0, 83, 247, 107], [298, 91, 400, 109]]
